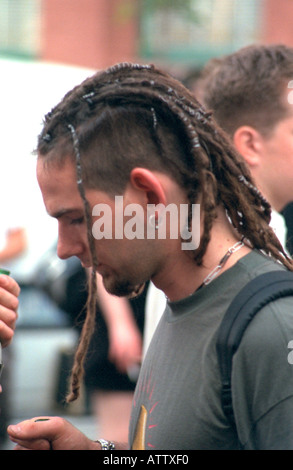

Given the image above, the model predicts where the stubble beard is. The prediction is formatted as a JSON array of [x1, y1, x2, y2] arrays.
[[102, 272, 145, 299]]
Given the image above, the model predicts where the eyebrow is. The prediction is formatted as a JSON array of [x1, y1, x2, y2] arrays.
[[50, 208, 84, 220]]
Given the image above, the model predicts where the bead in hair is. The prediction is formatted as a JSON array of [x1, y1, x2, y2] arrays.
[[106, 62, 153, 74], [238, 175, 270, 207], [82, 91, 95, 107], [42, 132, 52, 143], [151, 107, 158, 129]]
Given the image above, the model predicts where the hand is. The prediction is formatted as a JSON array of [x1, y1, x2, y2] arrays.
[[0, 274, 20, 347], [7, 416, 100, 450]]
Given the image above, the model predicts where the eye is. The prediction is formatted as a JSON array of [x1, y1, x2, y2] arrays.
[[70, 217, 85, 225]]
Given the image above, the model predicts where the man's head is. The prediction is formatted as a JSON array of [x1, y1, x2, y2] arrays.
[[200, 44, 293, 210], [37, 62, 276, 268]]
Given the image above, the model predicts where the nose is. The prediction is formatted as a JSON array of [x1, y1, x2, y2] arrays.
[[57, 224, 86, 261]]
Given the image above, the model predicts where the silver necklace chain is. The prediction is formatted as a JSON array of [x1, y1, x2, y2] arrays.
[[202, 239, 245, 286], [166, 239, 245, 302]]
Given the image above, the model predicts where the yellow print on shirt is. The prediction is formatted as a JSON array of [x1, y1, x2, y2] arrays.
[[132, 405, 148, 450]]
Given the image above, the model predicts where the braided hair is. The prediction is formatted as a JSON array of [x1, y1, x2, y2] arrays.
[[37, 62, 293, 402]]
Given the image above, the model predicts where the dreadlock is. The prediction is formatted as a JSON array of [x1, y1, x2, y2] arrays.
[[37, 62, 293, 403]]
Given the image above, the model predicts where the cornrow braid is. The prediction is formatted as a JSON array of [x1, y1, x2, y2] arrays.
[[37, 62, 293, 403]]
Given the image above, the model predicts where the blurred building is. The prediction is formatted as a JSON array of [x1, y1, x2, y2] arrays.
[[1, 0, 293, 71]]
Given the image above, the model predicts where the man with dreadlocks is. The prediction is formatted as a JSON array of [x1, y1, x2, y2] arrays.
[[7, 62, 293, 450]]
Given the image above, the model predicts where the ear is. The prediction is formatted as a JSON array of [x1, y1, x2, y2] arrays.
[[233, 126, 264, 168], [129, 168, 167, 206]]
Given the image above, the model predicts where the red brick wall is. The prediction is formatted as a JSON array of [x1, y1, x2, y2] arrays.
[[41, 0, 139, 69], [262, 0, 293, 46]]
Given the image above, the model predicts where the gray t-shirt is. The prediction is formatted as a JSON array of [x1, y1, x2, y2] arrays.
[[129, 251, 293, 450]]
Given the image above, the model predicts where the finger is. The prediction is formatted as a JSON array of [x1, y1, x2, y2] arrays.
[[8, 416, 97, 451], [8, 417, 52, 436], [0, 304, 18, 328], [0, 322, 15, 347], [0, 275, 21, 297], [10, 439, 51, 450], [0, 288, 19, 312], [8, 420, 52, 451], [7, 416, 64, 449], [0, 306, 18, 347]]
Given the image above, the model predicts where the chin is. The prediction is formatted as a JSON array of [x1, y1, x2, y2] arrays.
[[102, 275, 144, 298]]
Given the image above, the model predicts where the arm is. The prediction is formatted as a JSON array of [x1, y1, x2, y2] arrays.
[[7, 416, 129, 450], [96, 274, 142, 373], [0, 228, 27, 263], [233, 298, 293, 449]]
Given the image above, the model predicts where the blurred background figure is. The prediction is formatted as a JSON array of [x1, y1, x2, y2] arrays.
[[283, 202, 293, 255], [0, 226, 27, 267], [197, 43, 293, 252]]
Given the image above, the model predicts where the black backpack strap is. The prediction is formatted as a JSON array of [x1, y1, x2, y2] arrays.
[[216, 270, 293, 427]]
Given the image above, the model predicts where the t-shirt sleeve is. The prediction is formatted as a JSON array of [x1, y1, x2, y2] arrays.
[[244, 395, 293, 449], [232, 296, 293, 449]]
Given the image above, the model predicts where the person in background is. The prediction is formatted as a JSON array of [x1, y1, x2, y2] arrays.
[[198, 43, 293, 249], [282, 202, 293, 256], [0, 229, 26, 266]]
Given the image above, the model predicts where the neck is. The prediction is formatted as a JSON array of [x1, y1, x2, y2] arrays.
[[152, 207, 251, 301], [250, 170, 283, 212]]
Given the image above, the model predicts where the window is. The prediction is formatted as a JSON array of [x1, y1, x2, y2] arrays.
[[0, 0, 42, 58], [140, 0, 262, 66]]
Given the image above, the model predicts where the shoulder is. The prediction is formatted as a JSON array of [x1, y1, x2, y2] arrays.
[[238, 295, 293, 355], [232, 295, 293, 441], [235, 296, 293, 374]]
